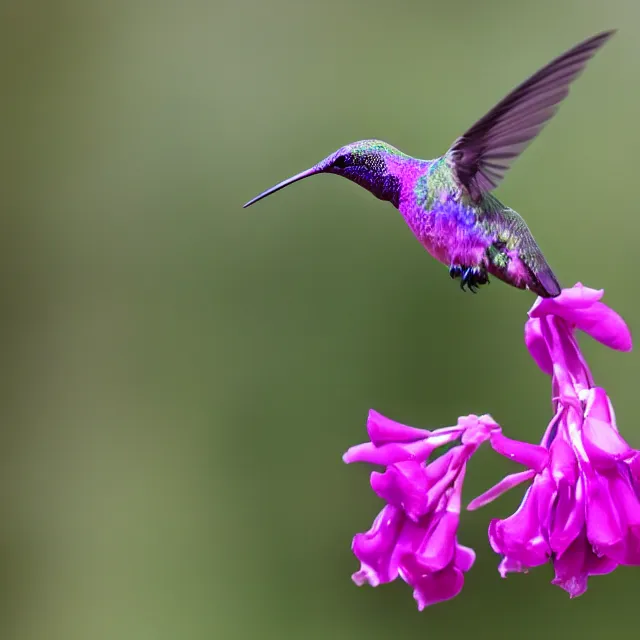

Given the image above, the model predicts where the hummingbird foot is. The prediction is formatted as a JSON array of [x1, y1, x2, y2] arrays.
[[449, 264, 489, 293]]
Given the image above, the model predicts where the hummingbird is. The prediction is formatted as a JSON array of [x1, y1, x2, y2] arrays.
[[243, 30, 615, 298]]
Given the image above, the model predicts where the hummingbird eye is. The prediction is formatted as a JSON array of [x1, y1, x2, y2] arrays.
[[334, 154, 349, 169]]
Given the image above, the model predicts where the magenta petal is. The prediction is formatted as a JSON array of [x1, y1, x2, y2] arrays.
[[534, 470, 556, 536], [467, 470, 536, 511], [366, 410, 432, 445], [489, 432, 549, 471], [549, 478, 584, 557], [585, 552, 618, 576], [556, 325, 593, 387], [455, 544, 476, 573], [543, 321, 586, 402], [551, 283, 604, 308], [576, 302, 632, 352], [531, 289, 632, 352], [552, 531, 618, 598], [352, 505, 404, 586], [608, 474, 640, 564], [525, 317, 553, 375], [400, 560, 465, 611], [530, 284, 603, 316], [584, 387, 614, 424], [352, 511, 432, 588], [489, 483, 550, 568], [610, 474, 640, 524], [552, 533, 590, 598], [585, 473, 625, 554], [629, 453, 640, 487], [423, 448, 465, 510], [582, 419, 633, 468], [425, 449, 455, 480], [497, 556, 527, 577], [581, 388, 633, 467], [459, 416, 494, 445], [342, 438, 441, 466], [618, 530, 640, 566], [370, 462, 429, 520], [425, 469, 463, 511], [549, 435, 579, 484], [414, 511, 459, 572]]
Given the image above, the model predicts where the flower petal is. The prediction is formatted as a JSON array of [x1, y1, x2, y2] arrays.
[[629, 453, 640, 490], [585, 472, 625, 556], [607, 473, 640, 564], [459, 416, 494, 445], [549, 477, 584, 557], [530, 286, 632, 352], [524, 317, 553, 375], [400, 559, 465, 611], [370, 462, 430, 520], [497, 556, 527, 577], [549, 434, 579, 484], [343, 438, 441, 466], [581, 388, 633, 468], [352, 505, 404, 586], [489, 432, 549, 471], [530, 284, 603, 316], [551, 533, 590, 598], [455, 544, 476, 573], [467, 470, 536, 511], [489, 482, 551, 569], [413, 511, 459, 572], [366, 410, 432, 445], [552, 531, 618, 598]]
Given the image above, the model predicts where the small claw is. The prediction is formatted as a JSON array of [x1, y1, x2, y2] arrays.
[[453, 264, 489, 293]]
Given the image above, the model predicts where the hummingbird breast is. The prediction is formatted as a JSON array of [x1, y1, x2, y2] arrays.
[[393, 162, 560, 296], [412, 205, 489, 268], [398, 168, 491, 269]]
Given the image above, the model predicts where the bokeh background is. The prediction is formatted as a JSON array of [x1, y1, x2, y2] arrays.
[[2, 0, 640, 638]]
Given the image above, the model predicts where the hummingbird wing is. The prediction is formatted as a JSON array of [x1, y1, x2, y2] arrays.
[[446, 30, 615, 200]]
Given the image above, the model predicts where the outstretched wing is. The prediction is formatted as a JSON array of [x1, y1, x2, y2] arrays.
[[446, 30, 615, 200]]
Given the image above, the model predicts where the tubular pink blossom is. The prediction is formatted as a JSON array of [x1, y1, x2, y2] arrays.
[[472, 284, 636, 597], [529, 283, 632, 352], [345, 412, 499, 608], [345, 284, 634, 607]]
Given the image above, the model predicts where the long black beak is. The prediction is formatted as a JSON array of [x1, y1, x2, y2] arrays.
[[243, 164, 324, 208]]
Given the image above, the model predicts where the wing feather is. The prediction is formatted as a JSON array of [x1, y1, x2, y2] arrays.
[[447, 30, 615, 199]]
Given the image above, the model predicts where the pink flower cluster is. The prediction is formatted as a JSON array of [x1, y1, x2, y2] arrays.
[[344, 285, 634, 607], [344, 411, 499, 609]]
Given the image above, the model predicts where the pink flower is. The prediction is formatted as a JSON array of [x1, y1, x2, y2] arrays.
[[344, 410, 499, 609], [469, 284, 635, 597]]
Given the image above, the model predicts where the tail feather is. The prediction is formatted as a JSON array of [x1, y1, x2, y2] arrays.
[[486, 246, 561, 298], [531, 265, 562, 298]]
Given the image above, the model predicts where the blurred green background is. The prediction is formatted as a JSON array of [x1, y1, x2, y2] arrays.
[[2, 0, 639, 638]]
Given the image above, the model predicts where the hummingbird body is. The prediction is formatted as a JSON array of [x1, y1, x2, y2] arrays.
[[326, 142, 558, 296], [244, 31, 616, 298]]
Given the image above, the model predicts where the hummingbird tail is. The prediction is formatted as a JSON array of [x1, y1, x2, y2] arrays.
[[486, 243, 562, 298], [528, 265, 562, 298]]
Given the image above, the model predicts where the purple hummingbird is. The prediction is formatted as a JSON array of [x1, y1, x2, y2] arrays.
[[243, 31, 615, 297]]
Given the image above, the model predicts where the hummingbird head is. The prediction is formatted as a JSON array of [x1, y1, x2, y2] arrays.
[[243, 140, 406, 209]]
